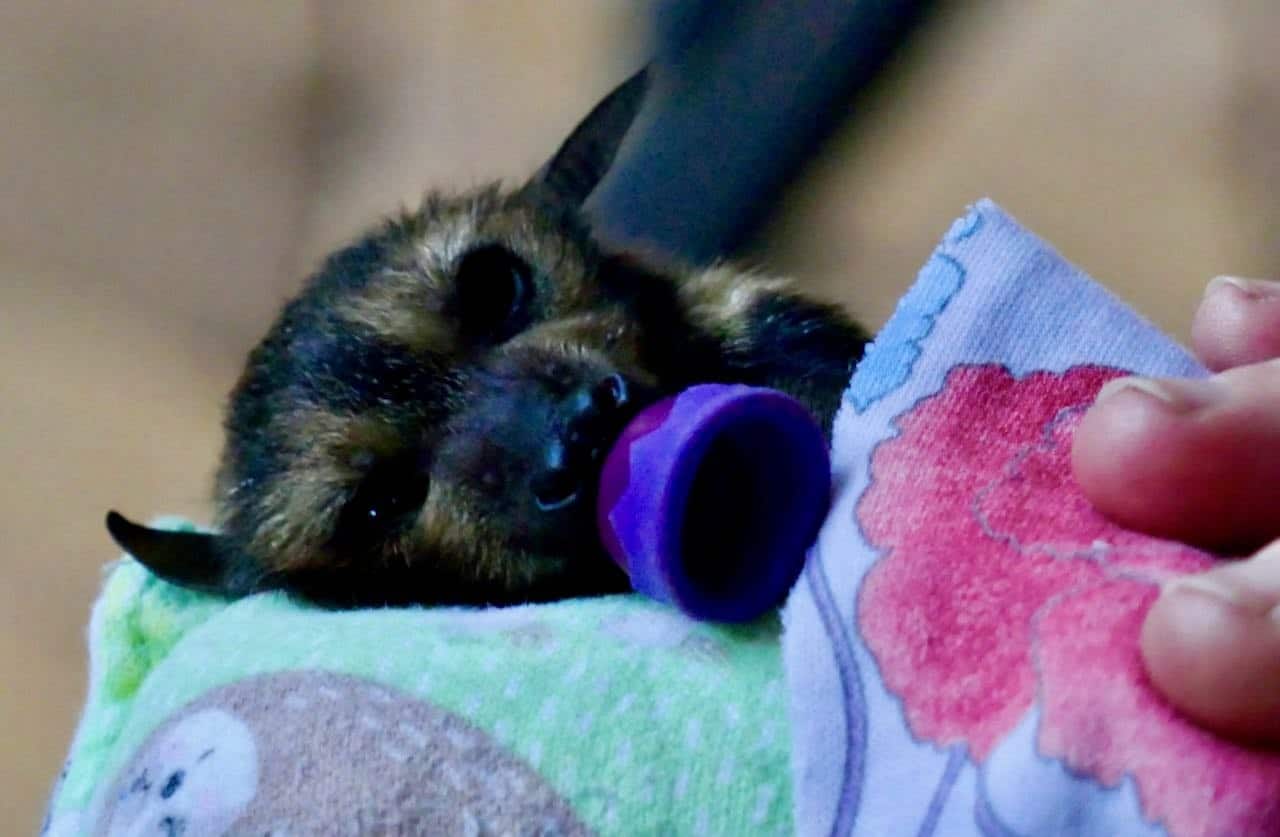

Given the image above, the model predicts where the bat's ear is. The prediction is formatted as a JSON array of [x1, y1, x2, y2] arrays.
[[105, 511, 240, 596], [534, 66, 649, 206]]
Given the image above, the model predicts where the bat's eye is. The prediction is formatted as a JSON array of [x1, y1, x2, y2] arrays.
[[337, 458, 429, 546], [453, 244, 533, 342]]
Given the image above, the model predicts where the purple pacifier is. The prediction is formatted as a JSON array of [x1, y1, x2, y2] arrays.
[[596, 384, 831, 622]]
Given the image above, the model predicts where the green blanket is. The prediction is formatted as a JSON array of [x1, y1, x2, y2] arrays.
[[45, 522, 791, 835]]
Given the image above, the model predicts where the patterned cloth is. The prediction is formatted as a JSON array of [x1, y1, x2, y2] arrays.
[[50, 200, 1280, 836], [44, 554, 792, 835], [783, 200, 1280, 836]]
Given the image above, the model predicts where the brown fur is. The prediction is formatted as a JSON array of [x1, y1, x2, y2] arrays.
[[108, 69, 870, 608]]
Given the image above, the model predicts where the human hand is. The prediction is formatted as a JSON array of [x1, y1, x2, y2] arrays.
[[1072, 276, 1280, 743]]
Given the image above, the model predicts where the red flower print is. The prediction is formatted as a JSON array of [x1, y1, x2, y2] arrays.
[[857, 364, 1280, 836]]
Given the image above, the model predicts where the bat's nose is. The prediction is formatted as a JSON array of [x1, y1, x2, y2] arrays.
[[531, 373, 634, 512]]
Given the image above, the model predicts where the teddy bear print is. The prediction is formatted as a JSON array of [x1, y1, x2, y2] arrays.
[[93, 670, 589, 836]]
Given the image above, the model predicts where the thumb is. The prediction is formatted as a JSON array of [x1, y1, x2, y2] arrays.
[[1142, 540, 1280, 744]]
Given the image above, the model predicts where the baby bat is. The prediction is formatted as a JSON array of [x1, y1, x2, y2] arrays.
[[106, 68, 869, 608]]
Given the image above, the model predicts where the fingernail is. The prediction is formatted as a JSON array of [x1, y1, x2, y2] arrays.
[[1257, 544, 1280, 627], [1164, 573, 1247, 608], [1095, 376, 1224, 414], [1167, 542, 1280, 616], [1206, 275, 1280, 301]]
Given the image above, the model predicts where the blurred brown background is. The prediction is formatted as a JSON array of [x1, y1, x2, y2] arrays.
[[2, 1, 1276, 829]]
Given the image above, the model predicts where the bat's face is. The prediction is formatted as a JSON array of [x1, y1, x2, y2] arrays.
[[107, 69, 868, 606], [213, 185, 701, 605]]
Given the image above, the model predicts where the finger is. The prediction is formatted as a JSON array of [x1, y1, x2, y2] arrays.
[[1071, 361, 1280, 551], [1191, 276, 1280, 372], [1141, 541, 1280, 744]]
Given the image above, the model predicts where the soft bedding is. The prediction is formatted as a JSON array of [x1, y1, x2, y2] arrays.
[[47, 201, 1280, 837]]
